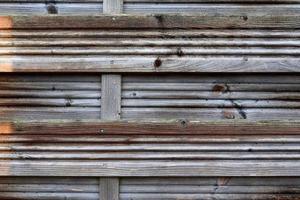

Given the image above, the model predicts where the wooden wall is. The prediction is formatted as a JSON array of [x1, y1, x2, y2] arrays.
[[0, 0, 299, 15], [0, 0, 300, 199], [1, 177, 300, 200]]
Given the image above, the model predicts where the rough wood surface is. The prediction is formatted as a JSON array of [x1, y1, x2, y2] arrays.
[[100, 178, 119, 200], [0, 120, 299, 135], [101, 75, 121, 120], [0, 15, 299, 29], [104, 0, 123, 13]]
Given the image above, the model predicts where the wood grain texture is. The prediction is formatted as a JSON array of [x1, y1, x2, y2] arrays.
[[100, 178, 119, 200], [0, 56, 299, 73], [120, 177, 300, 200], [0, 177, 99, 200], [101, 75, 121, 120], [0, 74, 101, 120], [0, 120, 299, 135], [0, 15, 299, 29], [104, 0, 123, 13]]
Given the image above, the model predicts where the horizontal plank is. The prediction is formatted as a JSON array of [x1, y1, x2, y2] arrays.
[[122, 108, 300, 120], [0, 3, 102, 15], [0, 81, 101, 90], [0, 192, 98, 200], [120, 193, 300, 200], [0, 120, 299, 135], [122, 91, 300, 100], [0, 184, 98, 192], [1, 15, 300, 29], [125, 0, 300, 2], [124, 4, 300, 15], [0, 90, 100, 98], [0, 47, 299, 56], [2, 151, 300, 160], [121, 185, 300, 193], [124, 74, 300, 84], [0, 107, 100, 120], [2, 143, 300, 151], [0, 56, 299, 72], [123, 99, 300, 108], [1, 134, 300, 143], [122, 177, 300, 186], [0, 98, 100, 107], [2, 160, 300, 176], [123, 83, 300, 91], [0, 29, 299, 38]]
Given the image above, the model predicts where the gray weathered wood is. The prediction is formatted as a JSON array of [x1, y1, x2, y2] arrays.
[[100, 178, 119, 200], [101, 75, 121, 120], [104, 0, 123, 13]]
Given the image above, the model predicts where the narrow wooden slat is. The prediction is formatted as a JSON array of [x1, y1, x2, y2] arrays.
[[0, 56, 298, 73], [100, 178, 119, 200], [101, 0, 122, 188], [101, 75, 122, 120], [104, 0, 123, 13], [2, 160, 300, 177], [1, 15, 300, 29], [0, 120, 299, 135]]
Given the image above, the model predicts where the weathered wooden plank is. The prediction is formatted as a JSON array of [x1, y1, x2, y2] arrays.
[[119, 193, 300, 200], [124, 74, 300, 84], [1, 134, 300, 143], [101, 0, 122, 190], [122, 91, 300, 100], [123, 83, 300, 91], [122, 177, 300, 186], [101, 75, 121, 120], [0, 29, 299, 38], [3, 151, 300, 160], [0, 98, 100, 107], [2, 160, 300, 176], [100, 178, 119, 200], [2, 143, 300, 151], [0, 107, 101, 120], [1, 15, 300, 29], [104, 0, 123, 13], [0, 56, 299, 72], [0, 120, 299, 135], [0, 192, 98, 200], [124, 3, 300, 15], [1, 47, 300, 56], [122, 99, 300, 108], [122, 108, 300, 120]]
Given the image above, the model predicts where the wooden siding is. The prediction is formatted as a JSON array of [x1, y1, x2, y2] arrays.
[[0, 177, 99, 200], [0, 16, 299, 73], [1, 176, 300, 200], [0, 120, 300, 177], [0, 0, 300, 198], [0, 0, 103, 15], [0, 74, 101, 120], [122, 74, 300, 120], [124, 1, 300, 14], [120, 177, 300, 200]]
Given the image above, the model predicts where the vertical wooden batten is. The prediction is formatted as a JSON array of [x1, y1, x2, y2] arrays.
[[100, 1, 123, 199], [103, 0, 123, 14], [100, 178, 120, 200], [101, 74, 122, 120]]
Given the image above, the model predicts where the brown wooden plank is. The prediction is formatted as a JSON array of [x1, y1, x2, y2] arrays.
[[0, 15, 299, 29], [0, 120, 299, 135]]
